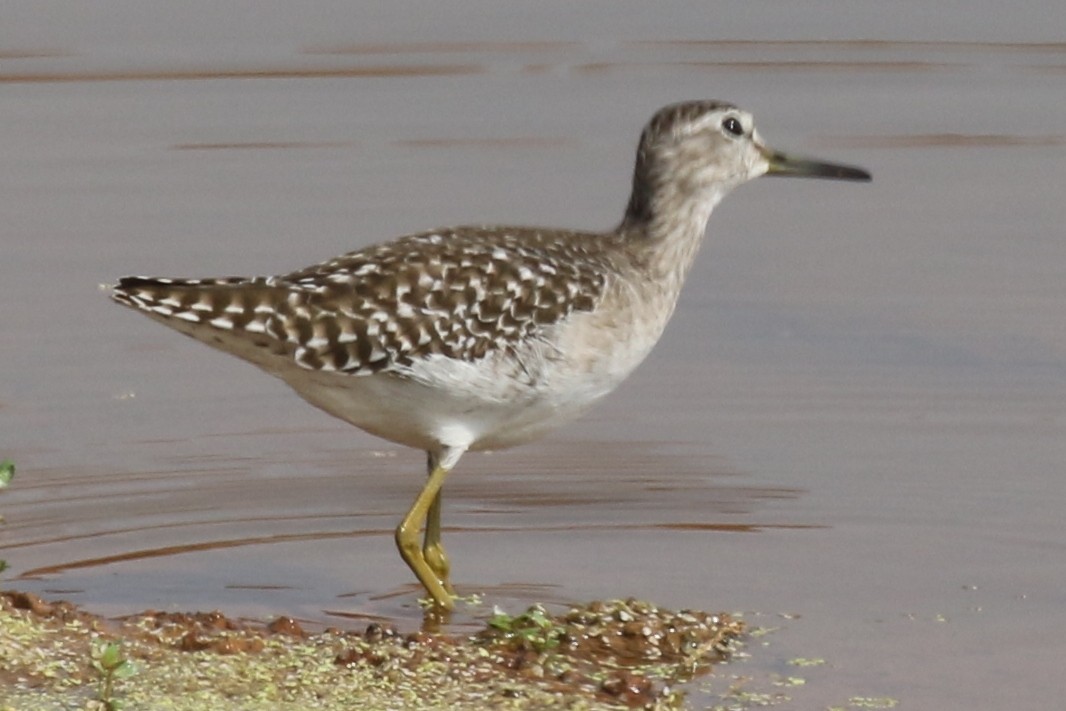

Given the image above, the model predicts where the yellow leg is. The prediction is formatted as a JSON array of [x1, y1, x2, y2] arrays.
[[423, 486, 455, 595], [395, 449, 459, 610]]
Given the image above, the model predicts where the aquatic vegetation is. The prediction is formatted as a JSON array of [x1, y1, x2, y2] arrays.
[[1, 592, 743, 710], [0, 459, 13, 576], [92, 641, 136, 710]]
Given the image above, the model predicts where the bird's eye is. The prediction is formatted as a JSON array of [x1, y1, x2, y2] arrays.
[[722, 116, 744, 137]]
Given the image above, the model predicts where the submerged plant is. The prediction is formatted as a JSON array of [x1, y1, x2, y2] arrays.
[[0, 459, 13, 575]]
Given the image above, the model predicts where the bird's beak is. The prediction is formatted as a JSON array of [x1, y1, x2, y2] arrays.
[[759, 144, 871, 182]]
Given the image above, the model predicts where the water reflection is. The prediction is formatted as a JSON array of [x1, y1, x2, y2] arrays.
[[6, 440, 806, 591]]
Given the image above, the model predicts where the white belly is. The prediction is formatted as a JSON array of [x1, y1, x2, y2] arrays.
[[279, 297, 668, 454]]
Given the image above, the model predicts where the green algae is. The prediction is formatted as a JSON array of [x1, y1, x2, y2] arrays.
[[0, 593, 743, 710]]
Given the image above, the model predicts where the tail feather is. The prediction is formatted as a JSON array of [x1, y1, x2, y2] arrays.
[[110, 276, 296, 367], [113, 276, 267, 326]]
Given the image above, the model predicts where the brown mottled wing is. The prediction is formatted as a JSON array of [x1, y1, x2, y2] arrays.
[[112, 228, 612, 378], [277, 228, 611, 374]]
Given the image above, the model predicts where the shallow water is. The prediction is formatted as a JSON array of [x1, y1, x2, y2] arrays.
[[2, 3, 1066, 709]]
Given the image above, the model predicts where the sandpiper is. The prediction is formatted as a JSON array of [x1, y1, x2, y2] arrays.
[[112, 100, 870, 610]]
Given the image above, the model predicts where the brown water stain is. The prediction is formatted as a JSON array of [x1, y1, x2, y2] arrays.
[[17, 530, 380, 577], [0, 49, 71, 59], [1, 512, 360, 553], [307, 39, 1066, 56], [571, 60, 959, 74], [0, 64, 481, 84], [395, 137, 571, 149], [635, 39, 1066, 54], [306, 41, 579, 55], [17, 522, 819, 578], [835, 133, 1066, 148], [172, 141, 355, 151]]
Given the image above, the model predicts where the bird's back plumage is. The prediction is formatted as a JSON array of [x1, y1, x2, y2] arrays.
[[113, 226, 616, 378]]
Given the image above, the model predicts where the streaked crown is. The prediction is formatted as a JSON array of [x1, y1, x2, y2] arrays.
[[624, 100, 766, 225]]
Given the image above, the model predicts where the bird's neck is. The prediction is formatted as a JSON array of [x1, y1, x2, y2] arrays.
[[617, 180, 725, 292]]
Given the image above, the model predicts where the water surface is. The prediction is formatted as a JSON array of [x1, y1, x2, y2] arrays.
[[2, 4, 1065, 709]]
